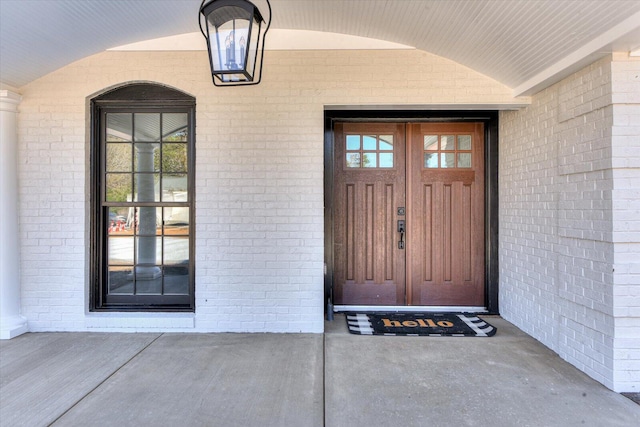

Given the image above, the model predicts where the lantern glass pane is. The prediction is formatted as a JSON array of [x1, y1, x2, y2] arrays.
[[206, 5, 253, 80], [217, 21, 250, 73], [246, 16, 261, 79]]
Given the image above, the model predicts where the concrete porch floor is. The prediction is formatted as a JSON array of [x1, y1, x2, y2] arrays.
[[1, 316, 638, 426]]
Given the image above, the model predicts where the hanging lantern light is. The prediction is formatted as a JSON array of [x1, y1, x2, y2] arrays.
[[199, 0, 271, 86]]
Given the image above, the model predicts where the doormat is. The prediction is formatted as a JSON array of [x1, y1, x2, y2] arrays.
[[346, 312, 496, 337]]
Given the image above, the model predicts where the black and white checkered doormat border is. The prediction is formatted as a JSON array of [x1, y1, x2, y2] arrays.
[[346, 313, 496, 337]]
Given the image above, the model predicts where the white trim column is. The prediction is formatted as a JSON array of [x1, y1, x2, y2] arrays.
[[0, 89, 28, 339]]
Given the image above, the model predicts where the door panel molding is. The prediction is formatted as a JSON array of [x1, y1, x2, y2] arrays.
[[407, 122, 484, 306], [333, 123, 406, 305]]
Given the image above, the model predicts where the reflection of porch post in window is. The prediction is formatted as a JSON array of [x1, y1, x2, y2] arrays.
[[135, 144, 161, 280]]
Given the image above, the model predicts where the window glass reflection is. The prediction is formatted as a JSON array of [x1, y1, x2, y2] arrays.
[[133, 173, 160, 202], [162, 174, 188, 201], [106, 174, 131, 202], [108, 236, 134, 265], [134, 113, 160, 141], [162, 113, 188, 142], [163, 207, 189, 232], [162, 143, 188, 173], [108, 266, 134, 295], [164, 237, 190, 264], [163, 266, 190, 295], [107, 143, 132, 172], [134, 143, 160, 172], [107, 113, 132, 142]]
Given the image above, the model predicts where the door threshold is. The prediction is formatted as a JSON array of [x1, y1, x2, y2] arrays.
[[333, 305, 487, 313]]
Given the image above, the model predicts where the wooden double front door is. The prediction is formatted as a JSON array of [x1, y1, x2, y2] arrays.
[[333, 122, 485, 306]]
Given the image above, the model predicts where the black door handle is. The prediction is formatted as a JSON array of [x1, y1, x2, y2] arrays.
[[398, 220, 405, 249]]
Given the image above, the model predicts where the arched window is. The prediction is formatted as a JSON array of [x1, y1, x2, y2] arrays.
[[90, 84, 195, 311]]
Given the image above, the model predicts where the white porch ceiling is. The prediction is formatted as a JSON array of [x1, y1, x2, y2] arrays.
[[1, 0, 640, 95]]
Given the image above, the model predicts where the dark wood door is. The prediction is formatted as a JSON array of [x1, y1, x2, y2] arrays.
[[333, 122, 485, 307], [333, 123, 406, 305], [407, 123, 485, 306]]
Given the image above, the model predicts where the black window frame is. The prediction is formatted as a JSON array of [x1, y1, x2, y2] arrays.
[[90, 84, 196, 312]]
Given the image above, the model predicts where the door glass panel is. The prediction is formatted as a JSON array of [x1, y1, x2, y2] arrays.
[[379, 153, 393, 168], [379, 135, 393, 150], [441, 135, 455, 150], [346, 135, 360, 150], [346, 133, 396, 169], [362, 153, 377, 168], [423, 133, 473, 170], [441, 153, 456, 168], [424, 135, 438, 150], [363, 135, 377, 150], [458, 135, 472, 150], [458, 153, 472, 168], [424, 153, 438, 168], [346, 153, 361, 168]]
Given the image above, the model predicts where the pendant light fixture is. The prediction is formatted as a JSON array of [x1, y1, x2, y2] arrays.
[[199, 0, 272, 86]]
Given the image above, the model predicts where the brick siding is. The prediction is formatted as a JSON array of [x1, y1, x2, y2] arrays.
[[16, 49, 518, 334], [500, 54, 640, 392]]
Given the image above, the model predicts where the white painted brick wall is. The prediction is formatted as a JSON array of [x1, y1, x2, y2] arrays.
[[611, 53, 640, 393], [500, 54, 640, 392], [17, 49, 519, 334]]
